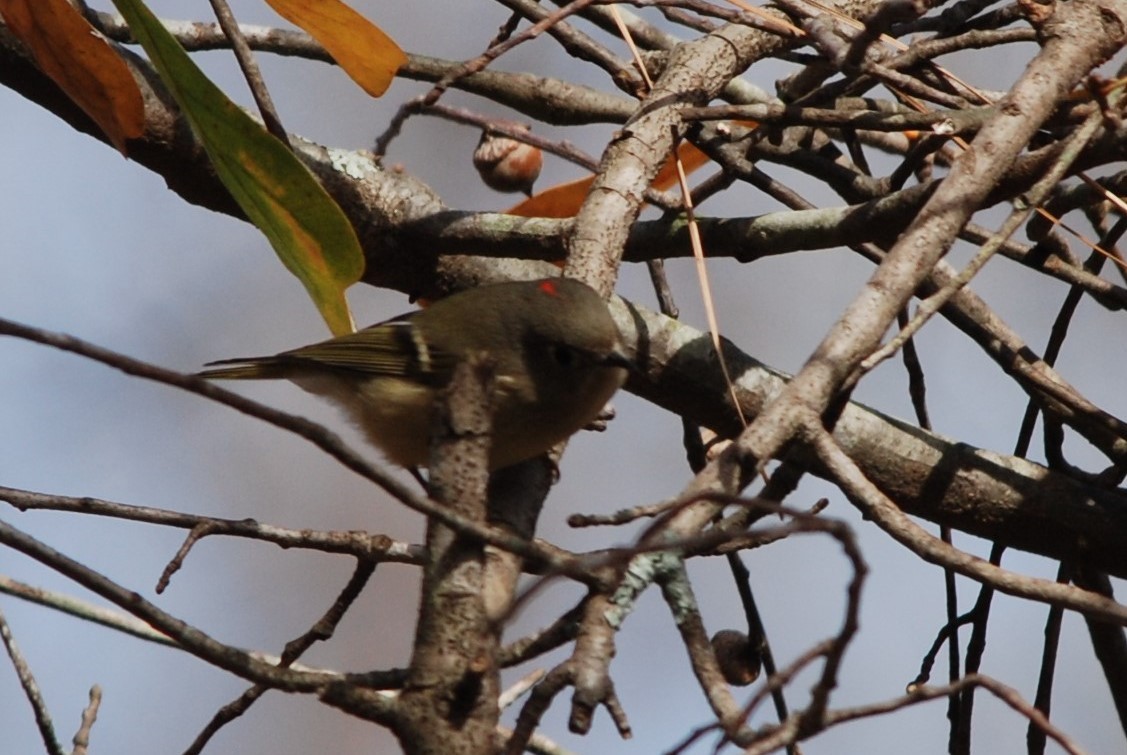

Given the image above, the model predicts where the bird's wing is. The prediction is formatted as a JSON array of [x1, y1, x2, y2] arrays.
[[277, 316, 457, 385], [201, 314, 458, 385]]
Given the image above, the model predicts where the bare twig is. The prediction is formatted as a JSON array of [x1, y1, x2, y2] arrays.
[[70, 685, 101, 755], [184, 559, 378, 754], [0, 605, 65, 755], [206, 0, 289, 145], [806, 426, 1127, 625], [1, 484, 424, 565]]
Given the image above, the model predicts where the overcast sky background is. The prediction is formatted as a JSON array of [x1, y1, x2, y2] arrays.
[[2, 2, 1124, 753]]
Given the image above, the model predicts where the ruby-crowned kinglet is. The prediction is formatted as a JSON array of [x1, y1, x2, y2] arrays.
[[200, 278, 630, 470]]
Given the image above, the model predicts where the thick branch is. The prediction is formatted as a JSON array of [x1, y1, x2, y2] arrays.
[[613, 300, 1127, 580], [563, 1, 886, 288], [396, 356, 501, 755]]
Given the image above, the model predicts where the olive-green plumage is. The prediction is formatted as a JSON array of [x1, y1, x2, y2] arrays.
[[200, 278, 630, 470]]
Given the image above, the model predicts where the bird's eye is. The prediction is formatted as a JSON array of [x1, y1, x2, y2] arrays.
[[551, 344, 576, 367]]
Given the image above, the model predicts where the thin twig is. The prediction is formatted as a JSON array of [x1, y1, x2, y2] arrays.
[[70, 685, 102, 755], [0, 605, 65, 755], [183, 559, 378, 754], [1, 484, 424, 565], [206, 0, 290, 145]]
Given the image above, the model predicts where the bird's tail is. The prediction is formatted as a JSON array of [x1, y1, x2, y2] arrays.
[[197, 357, 289, 380]]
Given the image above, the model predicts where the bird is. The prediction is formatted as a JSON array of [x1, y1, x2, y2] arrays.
[[199, 277, 631, 471]]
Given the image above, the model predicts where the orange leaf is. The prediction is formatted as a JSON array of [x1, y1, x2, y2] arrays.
[[507, 142, 713, 218], [265, 0, 406, 97], [0, 0, 144, 153], [507, 175, 595, 218]]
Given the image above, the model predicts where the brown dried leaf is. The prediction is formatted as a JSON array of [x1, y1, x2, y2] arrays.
[[0, 0, 144, 153]]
